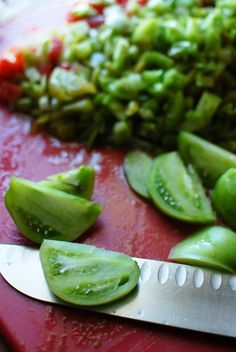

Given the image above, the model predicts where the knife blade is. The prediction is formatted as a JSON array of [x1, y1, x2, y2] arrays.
[[1, 244, 236, 338]]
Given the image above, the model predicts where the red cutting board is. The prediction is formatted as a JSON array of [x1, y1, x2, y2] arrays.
[[0, 2, 236, 351]]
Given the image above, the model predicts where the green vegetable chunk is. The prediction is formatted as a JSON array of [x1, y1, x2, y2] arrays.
[[49, 68, 96, 102], [5, 177, 102, 243], [40, 239, 140, 306], [178, 131, 236, 187], [212, 168, 236, 231], [124, 150, 153, 198], [169, 226, 236, 273], [147, 152, 216, 223], [41, 165, 95, 199]]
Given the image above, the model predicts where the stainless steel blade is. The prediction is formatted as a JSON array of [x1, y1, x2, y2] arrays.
[[1, 244, 236, 338]]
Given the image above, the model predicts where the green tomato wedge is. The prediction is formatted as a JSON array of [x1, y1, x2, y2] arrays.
[[169, 226, 236, 273], [40, 240, 140, 306], [5, 177, 102, 244], [178, 131, 236, 188], [147, 151, 216, 224], [124, 150, 153, 198], [212, 168, 236, 231], [41, 165, 95, 199]]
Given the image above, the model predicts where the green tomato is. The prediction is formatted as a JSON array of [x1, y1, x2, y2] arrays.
[[124, 150, 153, 198], [169, 226, 236, 273], [41, 165, 95, 199], [40, 240, 140, 306], [147, 151, 216, 224], [178, 131, 236, 188], [212, 168, 236, 231], [5, 177, 102, 244]]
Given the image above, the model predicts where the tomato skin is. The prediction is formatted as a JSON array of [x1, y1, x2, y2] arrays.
[[0, 49, 25, 80], [39, 62, 54, 76], [87, 15, 105, 28], [137, 0, 148, 5], [169, 226, 236, 273], [59, 62, 73, 71], [90, 3, 105, 14], [0, 81, 21, 104], [48, 38, 63, 64]]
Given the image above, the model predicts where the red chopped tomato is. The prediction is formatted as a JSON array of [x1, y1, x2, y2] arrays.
[[88, 15, 105, 28], [39, 62, 54, 76], [67, 0, 105, 23], [90, 3, 105, 14], [137, 0, 148, 5], [116, 0, 128, 5], [60, 62, 73, 71], [48, 38, 63, 64], [0, 81, 21, 104], [0, 48, 25, 80]]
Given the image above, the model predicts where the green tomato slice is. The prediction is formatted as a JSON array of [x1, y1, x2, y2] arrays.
[[40, 240, 140, 306], [124, 150, 153, 198], [5, 177, 102, 244], [41, 165, 95, 199], [178, 131, 236, 188], [169, 226, 236, 273], [212, 168, 236, 231], [147, 151, 216, 223]]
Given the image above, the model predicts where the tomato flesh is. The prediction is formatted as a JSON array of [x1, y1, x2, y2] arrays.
[[147, 152, 216, 224], [0, 49, 24, 80], [5, 177, 102, 244], [40, 240, 140, 306], [0, 81, 21, 104]]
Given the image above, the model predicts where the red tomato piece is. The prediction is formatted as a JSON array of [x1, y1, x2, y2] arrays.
[[0, 81, 21, 104], [0, 49, 25, 80], [88, 15, 105, 28], [60, 62, 73, 70], [48, 38, 63, 64], [39, 62, 54, 76], [116, 0, 128, 5], [90, 3, 105, 14], [137, 0, 148, 5]]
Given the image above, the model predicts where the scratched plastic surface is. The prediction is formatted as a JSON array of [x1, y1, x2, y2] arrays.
[[0, 2, 236, 351]]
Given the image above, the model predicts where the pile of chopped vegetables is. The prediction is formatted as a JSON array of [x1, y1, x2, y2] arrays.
[[0, 0, 236, 149]]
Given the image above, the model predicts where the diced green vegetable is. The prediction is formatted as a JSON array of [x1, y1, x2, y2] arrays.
[[169, 226, 236, 273], [2, 0, 236, 149], [49, 68, 96, 102], [147, 152, 216, 224], [40, 239, 140, 306]]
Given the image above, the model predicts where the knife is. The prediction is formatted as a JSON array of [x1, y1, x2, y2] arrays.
[[1, 244, 236, 338]]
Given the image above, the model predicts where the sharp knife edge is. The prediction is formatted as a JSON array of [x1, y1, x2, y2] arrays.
[[1, 244, 236, 338]]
